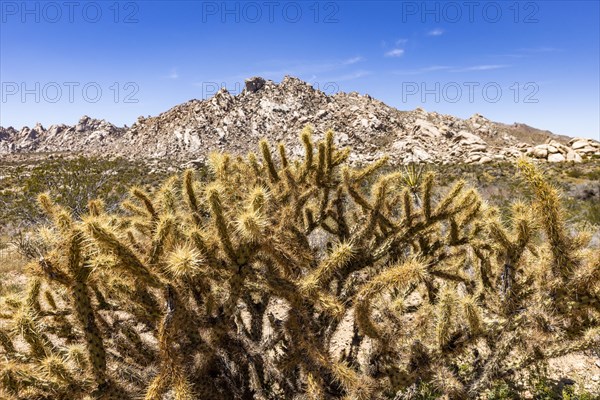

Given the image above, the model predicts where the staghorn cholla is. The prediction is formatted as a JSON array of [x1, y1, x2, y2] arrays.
[[0, 127, 598, 399]]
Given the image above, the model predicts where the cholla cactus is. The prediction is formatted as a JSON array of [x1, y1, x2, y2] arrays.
[[0, 129, 598, 399]]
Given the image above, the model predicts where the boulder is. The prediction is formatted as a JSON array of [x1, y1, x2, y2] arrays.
[[455, 130, 487, 147], [469, 144, 488, 152], [547, 139, 569, 154], [244, 76, 266, 93], [548, 153, 566, 162], [566, 150, 582, 163], [529, 145, 548, 159], [578, 146, 598, 154], [571, 139, 589, 150], [413, 119, 442, 138], [411, 147, 432, 161], [182, 158, 206, 169]]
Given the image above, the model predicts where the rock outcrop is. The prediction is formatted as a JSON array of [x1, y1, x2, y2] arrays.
[[524, 138, 600, 163], [0, 116, 125, 155], [1, 76, 598, 164]]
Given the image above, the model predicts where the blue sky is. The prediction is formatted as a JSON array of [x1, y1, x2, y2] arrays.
[[1, 1, 598, 140]]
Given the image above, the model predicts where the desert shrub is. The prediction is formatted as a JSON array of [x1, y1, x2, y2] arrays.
[[0, 156, 168, 228], [561, 385, 597, 400], [0, 129, 598, 399], [566, 168, 584, 179], [586, 201, 600, 226], [485, 381, 518, 400], [583, 167, 600, 181]]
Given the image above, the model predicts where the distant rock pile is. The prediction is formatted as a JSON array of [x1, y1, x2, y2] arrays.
[[1, 76, 598, 164], [0, 116, 125, 155], [525, 138, 600, 163]]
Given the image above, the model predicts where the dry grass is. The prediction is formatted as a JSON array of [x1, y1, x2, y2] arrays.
[[0, 243, 27, 275]]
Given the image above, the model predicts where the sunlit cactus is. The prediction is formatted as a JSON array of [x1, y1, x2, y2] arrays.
[[0, 128, 598, 399]]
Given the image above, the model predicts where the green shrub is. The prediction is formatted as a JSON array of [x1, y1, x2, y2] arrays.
[[586, 201, 600, 226]]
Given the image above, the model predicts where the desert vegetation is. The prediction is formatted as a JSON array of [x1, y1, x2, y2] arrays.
[[0, 156, 171, 229], [0, 129, 598, 399]]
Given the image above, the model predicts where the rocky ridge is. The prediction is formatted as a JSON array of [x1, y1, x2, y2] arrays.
[[0, 116, 125, 155], [1, 76, 599, 165]]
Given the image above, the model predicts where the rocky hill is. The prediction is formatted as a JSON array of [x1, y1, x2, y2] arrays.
[[1, 76, 598, 165]]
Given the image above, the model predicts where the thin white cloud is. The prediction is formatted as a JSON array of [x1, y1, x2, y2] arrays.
[[393, 64, 509, 75], [395, 38, 408, 46], [490, 47, 562, 59], [393, 65, 452, 75], [329, 70, 371, 81], [385, 48, 405, 58], [451, 64, 509, 72], [518, 46, 562, 53], [489, 53, 528, 58], [343, 56, 364, 65], [167, 68, 179, 79], [428, 28, 444, 36]]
